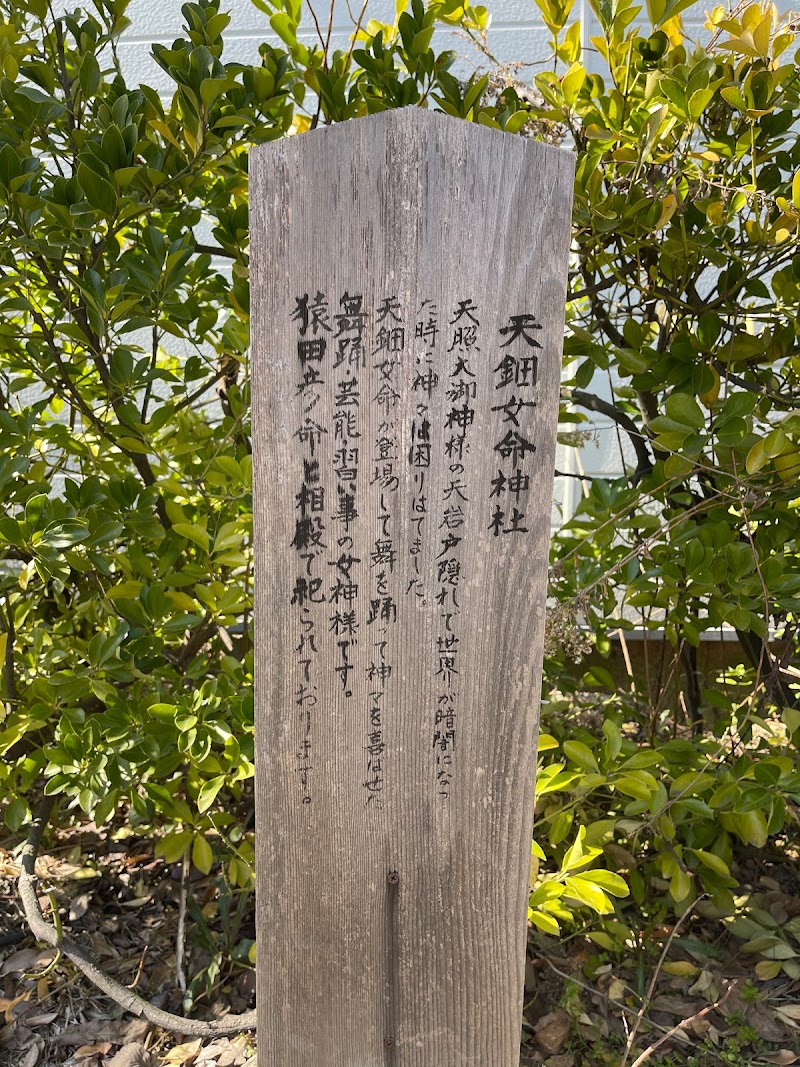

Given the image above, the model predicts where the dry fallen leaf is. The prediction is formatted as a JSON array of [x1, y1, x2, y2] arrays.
[[2, 991, 29, 1022], [0, 949, 55, 977], [77, 1043, 114, 1058], [25, 1012, 59, 1027], [606, 978, 628, 1002], [103, 1041, 157, 1067], [19, 1041, 42, 1067], [652, 995, 698, 1017], [69, 892, 92, 921], [53, 1019, 150, 1047], [762, 1053, 799, 1065], [197, 1036, 250, 1067], [662, 960, 700, 977], [160, 1039, 203, 1066], [748, 1005, 791, 1042]]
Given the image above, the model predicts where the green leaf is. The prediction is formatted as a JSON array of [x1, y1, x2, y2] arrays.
[[77, 161, 117, 216], [602, 720, 622, 761], [670, 771, 716, 796], [549, 809, 574, 846], [157, 829, 193, 864], [94, 791, 118, 826], [564, 875, 614, 913], [192, 833, 214, 875], [197, 775, 225, 813], [725, 809, 768, 849], [665, 392, 705, 430], [148, 702, 177, 718], [172, 523, 210, 552], [213, 521, 244, 554], [0, 517, 24, 547], [579, 869, 630, 896], [561, 827, 585, 872], [4, 797, 29, 832], [530, 910, 561, 935], [746, 438, 768, 474], [692, 849, 729, 877], [530, 881, 565, 906], [563, 739, 599, 771], [669, 867, 693, 903], [664, 454, 694, 479], [270, 11, 297, 46], [37, 520, 90, 550], [614, 775, 656, 801], [79, 52, 101, 96]]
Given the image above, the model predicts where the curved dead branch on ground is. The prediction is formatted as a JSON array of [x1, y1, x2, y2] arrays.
[[18, 799, 257, 1038]]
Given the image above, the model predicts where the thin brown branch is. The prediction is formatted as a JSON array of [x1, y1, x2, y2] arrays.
[[194, 243, 238, 260], [578, 262, 627, 348], [176, 617, 218, 668], [619, 898, 704, 1067], [567, 388, 654, 482], [306, 0, 327, 56], [323, 0, 336, 66], [629, 983, 732, 1067], [18, 798, 256, 1037], [346, 0, 369, 67], [174, 367, 230, 414], [176, 851, 189, 993], [3, 594, 16, 705]]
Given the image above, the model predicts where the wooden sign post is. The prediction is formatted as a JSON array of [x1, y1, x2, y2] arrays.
[[251, 108, 573, 1065]]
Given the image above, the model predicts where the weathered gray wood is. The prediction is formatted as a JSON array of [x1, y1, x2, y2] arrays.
[[251, 108, 573, 1066]]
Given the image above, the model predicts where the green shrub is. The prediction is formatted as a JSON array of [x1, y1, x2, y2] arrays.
[[0, 0, 531, 997], [526, 0, 800, 970]]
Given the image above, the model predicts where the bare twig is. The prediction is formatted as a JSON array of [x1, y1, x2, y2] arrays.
[[346, 0, 369, 67], [629, 983, 732, 1067], [323, 0, 335, 66], [540, 958, 675, 1038], [140, 325, 159, 424], [619, 898, 705, 1067], [173, 366, 231, 415], [176, 616, 218, 668], [3, 593, 16, 705], [554, 468, 596, 481], [18, 799, 256, 1036], [306, 0, 327, 56], [176, 851, 189, 992], [127, 945, 149, 990], [566, 388, 654, 483]]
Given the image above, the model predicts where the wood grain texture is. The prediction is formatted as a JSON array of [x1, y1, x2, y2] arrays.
[[251, 108, 573, 1066]]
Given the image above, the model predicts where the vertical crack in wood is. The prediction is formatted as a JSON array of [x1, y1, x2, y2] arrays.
[[384, 869, 400, 1064]]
